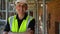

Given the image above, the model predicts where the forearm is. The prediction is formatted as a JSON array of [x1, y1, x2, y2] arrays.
[[19, 31, 33, 34], [3, 31, 34, 34], [25, 28, 34, 34], [3, 29, 34, 34], [25, 31, 34, 34], [9, 30, 34, 34]]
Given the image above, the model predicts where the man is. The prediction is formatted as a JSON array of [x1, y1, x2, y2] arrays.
[[3, 0, 35, 34]]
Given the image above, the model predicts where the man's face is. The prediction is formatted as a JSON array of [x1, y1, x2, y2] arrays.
[[15, 2, 28, 15]]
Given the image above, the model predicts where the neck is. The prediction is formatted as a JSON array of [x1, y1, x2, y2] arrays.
[[18, 14, 25, 20]]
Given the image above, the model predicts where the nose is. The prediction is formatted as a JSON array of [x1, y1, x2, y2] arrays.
[[20, 6, 23, 12]]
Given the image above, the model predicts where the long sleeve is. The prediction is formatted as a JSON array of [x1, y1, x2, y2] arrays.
[[4, 21, 10, 32]]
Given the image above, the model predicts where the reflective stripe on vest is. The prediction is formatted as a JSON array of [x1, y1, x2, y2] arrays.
[[8, 15, 33, 32]]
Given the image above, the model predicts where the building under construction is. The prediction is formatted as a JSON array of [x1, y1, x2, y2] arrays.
[[0, 0, 60, 34]]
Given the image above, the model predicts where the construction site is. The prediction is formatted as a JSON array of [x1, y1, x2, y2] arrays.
[[0, 0, 60, 34]]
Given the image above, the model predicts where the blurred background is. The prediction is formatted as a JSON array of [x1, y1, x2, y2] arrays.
[[0, 0, 60, 34]]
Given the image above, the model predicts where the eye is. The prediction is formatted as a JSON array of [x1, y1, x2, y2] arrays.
[[17, 2, 20, 4], [22, 4, 27, 8]]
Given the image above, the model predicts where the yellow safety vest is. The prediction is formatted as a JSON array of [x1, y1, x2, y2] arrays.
[[8, 15, 33, 32]]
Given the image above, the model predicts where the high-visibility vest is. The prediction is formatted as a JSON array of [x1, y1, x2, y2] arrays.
[[8, 15, 33, 32]]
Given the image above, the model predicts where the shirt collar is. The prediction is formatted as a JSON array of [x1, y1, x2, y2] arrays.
[[16, 13, 28, 20]]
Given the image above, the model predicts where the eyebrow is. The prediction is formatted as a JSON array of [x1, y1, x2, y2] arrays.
[[23, 3, 27, 7]]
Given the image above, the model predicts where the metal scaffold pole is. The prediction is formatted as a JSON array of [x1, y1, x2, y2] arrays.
[[35, 0, 39, 34], [42, 0, 47, 34], [6, 0, 8, 24]]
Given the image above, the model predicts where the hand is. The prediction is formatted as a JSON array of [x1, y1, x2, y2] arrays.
[[25, 28, 34, 34]]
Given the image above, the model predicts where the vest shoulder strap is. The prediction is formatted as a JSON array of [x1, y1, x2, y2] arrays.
[[8, 16, 15, 30], [27, 16, 34, 28]]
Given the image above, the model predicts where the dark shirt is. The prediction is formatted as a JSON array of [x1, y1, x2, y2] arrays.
[[4, 13, 35, 32]]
